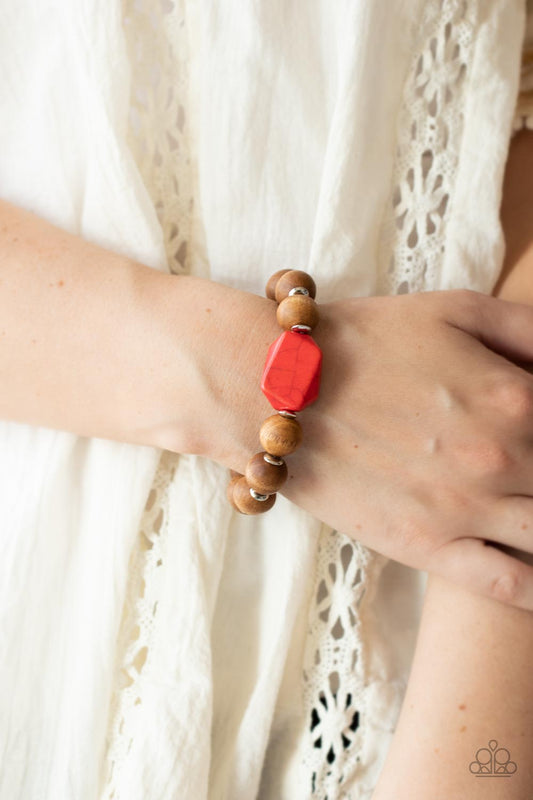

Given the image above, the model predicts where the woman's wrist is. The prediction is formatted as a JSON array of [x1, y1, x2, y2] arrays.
[[141, 270, 280, 463], [0, 198, 276, 457], [372, 573, 533, 800]]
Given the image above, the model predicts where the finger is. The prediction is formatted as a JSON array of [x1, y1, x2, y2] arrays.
[[448, 291, 533, 367], [428, 536, 533, 611], [483, 495, 533, 554]]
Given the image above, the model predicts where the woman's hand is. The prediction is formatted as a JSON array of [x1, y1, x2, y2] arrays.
[[278, 289, 533, 610], [371, 132, 533, 800], [168, 281, 533, 610], [3, 198, 533, 610]]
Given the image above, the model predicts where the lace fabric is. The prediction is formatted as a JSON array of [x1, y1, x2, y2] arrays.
[[377, 0, 476, 297], [122, 0, 194, 276], [100, 449, 179, 798], [301, 534, 389, 796], [302, 3, 477, 794], [0, 0, 523, 797], [100, 0, 193, 793], [101, 1, 523, 798]]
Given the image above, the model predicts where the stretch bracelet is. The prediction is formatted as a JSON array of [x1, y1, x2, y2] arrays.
[[227, 269, 322, 514]]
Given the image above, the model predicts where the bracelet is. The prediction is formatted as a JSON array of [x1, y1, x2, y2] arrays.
[[227, 269, 322, 514]]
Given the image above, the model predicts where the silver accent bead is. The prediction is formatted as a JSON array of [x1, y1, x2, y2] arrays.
[[263, 453, 284, 466], [291, 324, 312, 333], [249, 488, 271, 502], [288, 286, 310, 297], [278, 410, 297, 418]]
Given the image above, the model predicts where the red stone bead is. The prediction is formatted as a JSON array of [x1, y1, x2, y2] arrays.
[[261, 330, 322, 412]]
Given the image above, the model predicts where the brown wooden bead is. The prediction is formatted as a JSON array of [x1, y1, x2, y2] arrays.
[[265, 269, 291, 301], [259, 414, 303, 456], [274, 269, 317, 302], [229, 469, 242, 480], [245, 451, 288, 495], [232, 476, 276, 515], [276, 295, 320, 331]]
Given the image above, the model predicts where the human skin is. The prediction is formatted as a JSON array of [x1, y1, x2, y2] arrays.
[[371, 130, 533, 799], [2, 197, 533, 608]]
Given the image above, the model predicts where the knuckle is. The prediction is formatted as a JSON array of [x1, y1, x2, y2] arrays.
[[490, 570, 522, 605], [490, 378, 533, 421], [458, 437, 513, 476], [479, 441, 513, 474], [434, 484, 470, 512]]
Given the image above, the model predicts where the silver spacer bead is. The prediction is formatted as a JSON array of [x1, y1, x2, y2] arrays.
[[249, 488, 271, 502], [278, 410, 297, 418], [291, 324, 312, 333], [263, 453, 284, 466], [288, 286, 310, 297]]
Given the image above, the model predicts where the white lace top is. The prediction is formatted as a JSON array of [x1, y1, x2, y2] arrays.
[[0, 2, 529, 799]]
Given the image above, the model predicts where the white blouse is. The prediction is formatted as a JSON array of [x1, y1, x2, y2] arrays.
[[0, 1, 528, 799]]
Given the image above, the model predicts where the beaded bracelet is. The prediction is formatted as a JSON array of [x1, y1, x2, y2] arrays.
[[227, 269, 322, 514]]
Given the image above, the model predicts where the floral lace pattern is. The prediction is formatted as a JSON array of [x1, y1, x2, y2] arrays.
[[100, 449, 179, 798], [100, 2, 195, 793], [102, 1, 493, 798], [377, 0, 475, 296], [100, 0, 195, 794], [301, 533, 388, 797], [122, 0, 194, 275], [302, 2, 476, 795]]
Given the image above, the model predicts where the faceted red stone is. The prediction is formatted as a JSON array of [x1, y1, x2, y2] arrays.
[[261, 330, 322, 412]]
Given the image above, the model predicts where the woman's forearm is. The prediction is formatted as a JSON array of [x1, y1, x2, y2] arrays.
[[371, 573, 533, 799], [0, 197, 274, 453], [0, 198, 157, 444], [6, 196, 533, 611], [372, 131, 533, 799]]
